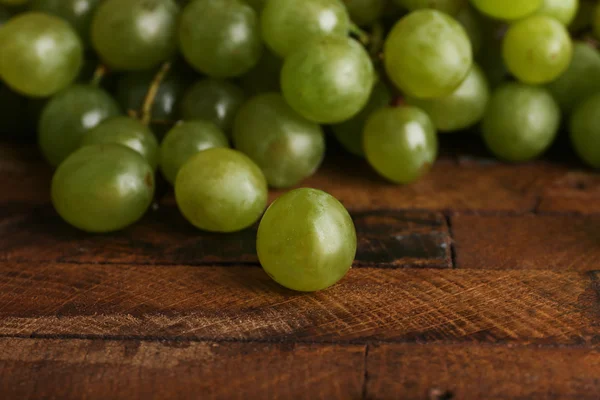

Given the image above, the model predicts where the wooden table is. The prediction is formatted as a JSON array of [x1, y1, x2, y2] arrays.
[[1, 139, 600, 399]]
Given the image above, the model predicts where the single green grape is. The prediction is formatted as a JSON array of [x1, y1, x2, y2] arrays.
[[261, 0, 350, 58], [175, 148, 268, 233], [456, 5, 483, 55], [364, 106, 438, 184], [570, 93, 600, 168], [281, 36, 374, 124], [52, 144, 155, 233], [503, 15, 573, 85], [332, 81, 392, 157], [179, 0, 262, 77], [384, 9, 472, 99], [394, 0, 467, 15], [482, 83, 559, 162], [180, 79, 246, 136], [91, 0, 179, 70], [547, 42, 600, 114], [160, 121, 229, 184], [535, 0, 578, 26], [406, 64, 489, 132], [570, 0, 594, 33], [471, 0, 542, 20], [257, 188, 357, 292], [29, 0, 101, 46], [38, 85, 121, 166], [233, 93, 326, 188], [0, 12, 83, 97], [344, 0, 386, 26], [82, 117, 159, 170], [239, 49, 282, 95]]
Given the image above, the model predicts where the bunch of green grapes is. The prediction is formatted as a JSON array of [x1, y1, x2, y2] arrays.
[[2, 0, 600, 292]]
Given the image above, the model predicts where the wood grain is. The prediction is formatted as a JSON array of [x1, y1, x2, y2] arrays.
[[366, 343, 600, 400], [0, 263, 597, 344], [0, 338, 365, 400], [0, 206, 451, 269], [538, 170, 600, 214], [452, 214, 600, 271]]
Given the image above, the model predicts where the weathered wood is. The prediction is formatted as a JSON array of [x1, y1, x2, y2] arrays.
[[452, 214, 600, 271], [0, 263, 597, 344], [0, 206, 451, 268], [366, 343, 600, 400], [538, 170, 600, 214], [0, 338, 365, 400]]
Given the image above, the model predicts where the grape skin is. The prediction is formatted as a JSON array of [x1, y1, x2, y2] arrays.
[[570, 93, 600, 168], [535, 0, 579, 26], [471, 0, 542, 21]]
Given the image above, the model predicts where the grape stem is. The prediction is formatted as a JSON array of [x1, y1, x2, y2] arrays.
[[369, 22, 384, 59], [140, 62, 172, 126], [90, 64, 108, 86], [349, 22, 370, 46]]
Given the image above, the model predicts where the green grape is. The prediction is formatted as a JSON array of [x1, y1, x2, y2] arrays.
[[175, 148, 268, 233], [0, 13, 83, 97], [384, 9, 472, 99], [239, 49, 282, 95], [471, 0, 541, 20], [261, 0, 350, 58], [456, 5, 483, 55], [52, 144, 155, 233], [0, 0, 29, 5], [332, 81, 392, 157], [160, 121, 229, 184], [29, 0, 101, 46], [180, 79, 246, 136], [82, 117, 159, 170], [91, 0, 179, 70], [547, 42, 600, 114], [179, 0, 262, 78], [570, 0, 594, 33], [406, 64, 489, 132], [281, 36, 374, 124], [257, 188, 357, 292], [233, 93, 326, 188], [503, 16, 573, 85], [344, 0, 386, 26], [482, 83, 559, 162], [476, 22, 508, 88], [570, 93, 600, 168], [38, 85, 121, 166], [394, 0, 467, 15], [535, 0, 578, 26], [364, 106, 438, 184]]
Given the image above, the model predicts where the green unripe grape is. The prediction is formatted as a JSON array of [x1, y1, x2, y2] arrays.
[[570, 93, 600, 168], [38, 85, 121, 166], [471, 0, 541, 20], [160, 121, 229, 184], [179, 0, 262, 77], [345, 0, 386, 26], [503, 15, 573, 85], [364, 106, 438, 184], [52, 144, 155, 233], [332, 81, 392, 157], [406, 64, 489, 132], [535, 0, 578, 26], [233, 93, 326, 188], [384, 9, 472, 99], [175, 148, 268, 233], [180, 79, 246, 136], [0, 13, 83, 97], [482, 83, 560, 162], [456, 5, 483, 55], [281, 36, 374, 124], [261, 0, 350, 58], [82, 117, 159, 170], [546, 42, 600, 114], [29, 0, 101, 46], [257, 188, 357, 292], [91, 0, 179, 70], [239, 49, 282, 95], [394, 0, 467, 15]]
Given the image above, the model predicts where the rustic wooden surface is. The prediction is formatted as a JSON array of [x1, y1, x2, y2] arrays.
[[1, 140, 600, 399]]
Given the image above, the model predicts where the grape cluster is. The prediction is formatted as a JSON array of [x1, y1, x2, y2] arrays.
[[0, 0, 597, 291]]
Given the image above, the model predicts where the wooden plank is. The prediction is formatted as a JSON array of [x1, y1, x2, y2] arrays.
[[0, 263, 597, 344], [0, 142, 51, 205], [367, 343, 600, 400], [538, 170, 600, 214], [0, 338, 365, 400], [0, 206, 451, 269], [452, 214, 600, 271]]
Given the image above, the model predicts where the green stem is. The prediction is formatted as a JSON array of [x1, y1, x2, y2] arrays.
[[90, 64, 108, 86], [140, 62, 171, 126], [369, 22, 384, 59], [350, 22, 370, 46]]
